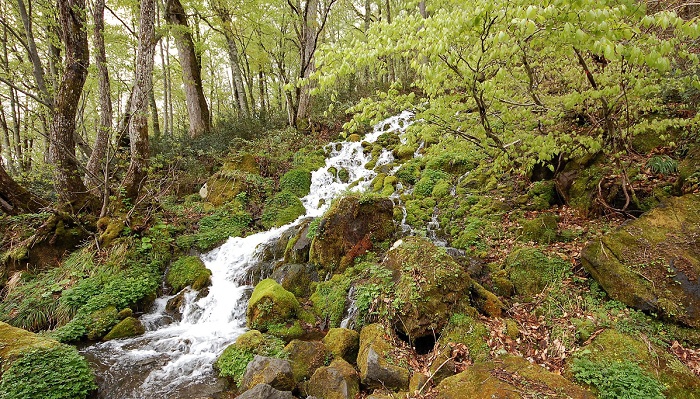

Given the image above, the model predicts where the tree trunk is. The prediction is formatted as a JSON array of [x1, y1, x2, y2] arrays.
[[85, 0, 112, 192], [165, 0, 210, 138], [50, 0, 95, 212], [295, 0, 319, 127], [123, 0, 156, 201], [0, 163, 47, 215], [16, 0, 53, 109]]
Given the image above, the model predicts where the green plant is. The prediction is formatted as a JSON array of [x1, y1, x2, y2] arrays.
[[647, 155, 678, 175], [279, 168, 312, 197], [215, 334, 286, 386], [0, 345, 96, 399], [414, 169, 450, 198], [572, 358, 666, 399], [166, 256, 211, 292], [260, 190, 306, 229]]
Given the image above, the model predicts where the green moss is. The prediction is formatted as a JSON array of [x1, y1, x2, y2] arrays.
[[310, 274, 352, 328], [280, 168, 312, 197], [260, 190, 306, 229], [337, 168, 350, 183], [266, 320, 304, 341], [519, 213, 559, 244], [395, 160, 422, 185], [166, 256, 212, 293], [86, 306, 119, 340], [323, 328, 360, 364], [505, 248, 570, 300], [442, 313, 490, 363], [284, 339, 328, 382], [215, 330, 286, 386], [431, 179, 451, 198], [175, 204, 252, 251], [246, 279, 300, 331], [103, 317, 145, 340], [527, 181, 557, 210], [414, 169, 450, 198]]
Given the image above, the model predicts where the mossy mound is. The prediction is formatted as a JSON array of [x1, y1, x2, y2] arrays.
[[323, 328, 360, 365], [96, 217, 124, 247], [166, 256, 212, 293], [247, 279, 300, 332], [503, 248, 571, 300], [215, 330, 286, 387], [437, 355, 593, 399], [519, 213, 559, 244], [261, 191, 306, 229], [526, 180, 558, 210], [283, 339, 327, 382], [569, 329, 700, 398], [204, 153, 269, 206], [309, 195, 395, 273], [383, 237, 471, 340], [103, 317, 145, 340], [280, 168, 312, 198], [357, 323, 409, 391], [0, 322, 96, 399], [581, 194, 700, 327]]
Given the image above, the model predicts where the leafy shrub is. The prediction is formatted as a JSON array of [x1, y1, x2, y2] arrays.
[[0, 345, 96, 399], [572, 358, 666, 399], [279, 168, 312, 197], [647, 155, 678, 175]]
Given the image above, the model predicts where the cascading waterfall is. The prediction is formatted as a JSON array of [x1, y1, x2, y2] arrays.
[[82, 111, 414, 399]]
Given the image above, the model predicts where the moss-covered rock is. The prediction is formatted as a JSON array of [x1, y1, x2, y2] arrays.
[[97, 217, 124, 247], [103, 317, 145, 340], [166, 256, 212, 293], [236, 383, 295, 399], [519, 213, 559, 244], [0, 322, 96, 399], [247, 279, 300, 332], [310, 274, 352, 328], [307, 358, 360, 399], [323, 328, 360, 365], [429, 312, 490, 384], [581, 194, 700, 327], [86, 306, 119, 340], [357, 324, 409, 391], [282, 218, 313, 264], [283, 339, 328, 382], [526, 180, 558, 210], [280, 168, 312, 197], [270, 263, 318, 298], [310, 195, 395, 273], [215, 331, 287, 387], [437, 355, 593, 399], [204, 154, 265, 206], [261, 191, 307, 229], [239, 355, 295, 393], [504, 248, 570, 300], [383, 237, 471, 340], [569, 329, 700, 398]]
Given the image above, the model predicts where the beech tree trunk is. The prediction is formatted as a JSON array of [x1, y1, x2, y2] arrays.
[[123, 0, 156, 201], [50, 0, 94, 211], [165, 0, 210, 138], [295, 0, 319, 127], [85, 0, 112, 192], [0, 163, 47, 215]]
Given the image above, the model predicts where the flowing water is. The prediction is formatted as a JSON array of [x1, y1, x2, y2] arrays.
[[82, 111, 414, 399]]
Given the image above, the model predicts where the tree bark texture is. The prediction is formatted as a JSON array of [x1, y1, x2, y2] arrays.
[[50, 0, 94, 211], [123, 0, 156, 201], [165, 0, 210, 138], [0, 163, 47, 215]]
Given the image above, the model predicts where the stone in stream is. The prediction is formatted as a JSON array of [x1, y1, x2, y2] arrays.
[[246, 279, 300, 332], [239, 355, 295, 393]]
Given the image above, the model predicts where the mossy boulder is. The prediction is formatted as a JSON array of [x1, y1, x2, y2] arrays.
[[569, 329, 700, 398], [270, 263, 318, 298], [504, 248, 570, 300], [310, 274, 352, 328], [280, 168, 312, 197], [96, 217, 124, 247], [166, 256, 212, 293], [215, 330, 287, 387], [239, 355, 295, 393], [581, 194, 700, 327], [247, 279, 300, 332], [307, 358, 360, 399], [310, 195, 395, 273], [283, 218, 314, 264], [204, 154, 264, 206], [323, 328, 360, 365], [429, 312, 490, 384], [519, 213, 559, 244], [103, 317, 145, 340], [0, 322, 96, 399], [357, 324, 409, 391], [437, 355, 594, 399], [86, 306, 119, 340], [383, 237, 471, 340], [236, 383, 295, 399], [261, 191, 307, 229], [283, 339, 327, 382]]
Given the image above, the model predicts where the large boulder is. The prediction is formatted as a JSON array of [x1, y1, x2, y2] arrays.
[[239, 355, 295, 393], [307, 358, 360, 399], [323, 328, 360, 365], [284, 339, 328, 382], [310, 195, 395, 273], [236, 383, 295, 399], [357, 324, 409, 391], [437, 355, 594, 399], [246, 279, 300, 332], [166, 256, 211, 293], [270, 263, 318, 298], [383, 237, 472, 340], [215, 330, 286, 387], [581, 194, 700, 327]]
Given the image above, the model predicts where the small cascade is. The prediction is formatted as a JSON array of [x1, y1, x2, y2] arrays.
[[426, 206, 448, 247], [83, 111, 415, 399]]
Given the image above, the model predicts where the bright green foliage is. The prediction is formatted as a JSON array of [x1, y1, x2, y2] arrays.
[[310, 273, 352, 328], [572, 358, 666, 399], [0, 345, 96, 399], [279, 168, 312, 197], [414, 169, 450, 198], [176, 204, 252, 251], [647, 155, 678, 175], [166, 256, 212, 292], [260, 190, 306, 228]]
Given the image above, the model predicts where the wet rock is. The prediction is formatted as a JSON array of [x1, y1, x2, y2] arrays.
[[270, 263, 318, 298], [323, 328, 360, 365], [103, 317, 145, 340], [383, 237, 472, 340], [581, 194, 700, 327], [246, 279, 300, 332], [165, 290, 187, 321], [307, 358, 360, 399], [437, 355, 594, 399], [239, 355, 295, 393], [283, 219, 313, 264], [236, 383, 296, 399], [357, 324, 409, 391], [284, 339, 328, 382], [310, 195, 395, 273]]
